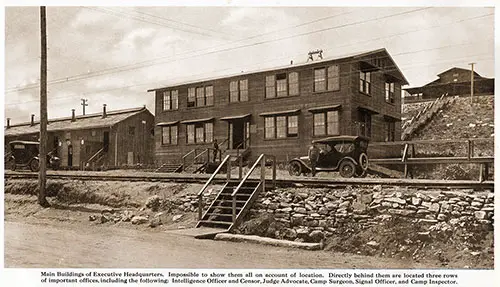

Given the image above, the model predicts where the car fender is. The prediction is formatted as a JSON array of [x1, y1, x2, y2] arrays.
[[288, 158, 311, 171], [339, 156, 357, 167], [32, 156, 40, 162]]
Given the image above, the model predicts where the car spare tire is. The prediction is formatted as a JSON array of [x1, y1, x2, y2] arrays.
[[359, 152, 369, 171]]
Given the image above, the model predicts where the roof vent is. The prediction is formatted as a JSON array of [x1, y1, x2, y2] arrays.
[[71, 109, 76, 122], [6, 118, 10, 129], [102, 104, 107, 119], [30, 114, 35, 126]]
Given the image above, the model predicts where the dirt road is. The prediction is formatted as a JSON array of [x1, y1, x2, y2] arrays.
[[5, 219, 424, 269]]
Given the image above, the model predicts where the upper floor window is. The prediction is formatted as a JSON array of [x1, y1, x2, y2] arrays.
[[313, 110, 339, 136], [264, 115, 298, 139], [265, 72, 299, 99], [188, 85, 214, 108], [162, 125, 178, 145], [385, 82, 395, 104], [359, 71, 371, 95], [163, 90, 179, 111], [187, 122, 213, 144], [230, 79, 249, 102], [314, 65, 340, 92]]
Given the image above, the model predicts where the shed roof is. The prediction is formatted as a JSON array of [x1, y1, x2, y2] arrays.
[[5, 107, 151, 137]]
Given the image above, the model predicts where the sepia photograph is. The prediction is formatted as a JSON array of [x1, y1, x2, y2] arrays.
[[2, 2, 495, 280]]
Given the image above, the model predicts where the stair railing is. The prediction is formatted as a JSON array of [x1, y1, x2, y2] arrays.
[[197, 154, 231, 220], [84, 147, 105, 170], [230, 154, 276, 225], [182, 148, 198, 171]]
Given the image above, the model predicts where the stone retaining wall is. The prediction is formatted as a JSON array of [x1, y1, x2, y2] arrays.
[[241, 185, 494, 242]]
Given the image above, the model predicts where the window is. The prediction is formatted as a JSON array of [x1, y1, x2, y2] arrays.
[[289, 72, 299, 96], [128, 126, 135, 135], [229, 79, 248, 102], [264, 115, 298, 139], [314, 65, 340, 92], [313, 110, 339, 136], [162, 90, 178, 111], [358, 111, 372, 137], [189, 85, 213, 108], [385, 82, 395, 104], [276, 73, 287, 97], [186, 122, 213, 144], [385, 121, 395, 142], [161, 125, 178, 145], [265, 72, 300, 98], [265, 75, 275, 98], [360, 71, 371, 95], [187, 88, 196, 107], [314, 68, 326, 92]]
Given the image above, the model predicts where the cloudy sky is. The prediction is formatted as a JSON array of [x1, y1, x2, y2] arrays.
[[4, 6, 494, 125]]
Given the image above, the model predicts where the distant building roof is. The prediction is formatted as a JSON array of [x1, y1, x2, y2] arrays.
[[5, 106, 151, 137], [147, 48, 409, 92]]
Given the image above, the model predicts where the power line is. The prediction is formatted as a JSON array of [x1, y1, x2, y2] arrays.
[[83, 6, 236, 41], [5, 7, 430, 93], [5, 50, 493, 112]]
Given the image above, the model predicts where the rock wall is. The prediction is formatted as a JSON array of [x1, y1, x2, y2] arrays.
[[239, 185, 494, 242]]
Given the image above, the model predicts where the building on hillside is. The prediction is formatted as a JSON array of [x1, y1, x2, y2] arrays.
[[403, 67, 494, 103], [4, 105, 154, 169], [148, 48, 409, 163]]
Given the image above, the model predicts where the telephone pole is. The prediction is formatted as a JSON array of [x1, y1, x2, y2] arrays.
[[81, 98, 88, 115], [38, 6, 49, 207], [469, 62, 475, 106]]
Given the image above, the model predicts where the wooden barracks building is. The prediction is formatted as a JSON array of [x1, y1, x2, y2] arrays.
[[5, 105, 154, 169], [149, 48, 409, 163]]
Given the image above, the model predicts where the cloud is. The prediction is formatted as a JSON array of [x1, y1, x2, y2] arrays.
[[221, 8, 299, 33]]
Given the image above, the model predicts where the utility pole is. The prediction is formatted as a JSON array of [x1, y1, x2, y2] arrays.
[[81, 98, 88, 115], [469, 62, 475, 106], [38, 6, 49, 207]]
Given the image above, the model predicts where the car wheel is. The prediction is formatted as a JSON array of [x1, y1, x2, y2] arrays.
[[288, 161, 302, 176], [30, 158, 40, 172], [359, 153, 369, 171], [339, 160, 356, 178]]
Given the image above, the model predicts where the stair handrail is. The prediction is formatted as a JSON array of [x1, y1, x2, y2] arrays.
[[182, 148, 198, 170], [230, 153, 276, 223], [197, 154, 231, 220]]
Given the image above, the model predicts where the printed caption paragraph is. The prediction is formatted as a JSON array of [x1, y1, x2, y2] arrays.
[[40, 270, 461, 285]]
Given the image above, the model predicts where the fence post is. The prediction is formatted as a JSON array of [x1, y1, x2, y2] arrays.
[[239, 156, 243, 180], [261, 155, 266, 192], [198, 195, 203, 220], [227, 157, 232, 181], [467, 140, 472, 160], [272, 156, 276, 189], [232, 195, 236, 223]]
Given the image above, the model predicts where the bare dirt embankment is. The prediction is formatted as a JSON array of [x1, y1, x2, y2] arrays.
[[4, 178, 493, 269]]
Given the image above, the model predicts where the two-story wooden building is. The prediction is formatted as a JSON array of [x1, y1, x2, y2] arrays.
[[148, 48, 408, 163], [404, 67, 494, 103]]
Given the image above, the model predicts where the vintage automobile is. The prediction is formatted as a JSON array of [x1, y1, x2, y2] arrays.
[[7, 140, 60, 172], [287, 135, 369, 178]]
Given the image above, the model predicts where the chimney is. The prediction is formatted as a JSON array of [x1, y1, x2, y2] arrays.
[[30, 114, 35, 126], [102, 104, 107, 119], [71, 109, 76, 122], [6, 118, 10, 129]]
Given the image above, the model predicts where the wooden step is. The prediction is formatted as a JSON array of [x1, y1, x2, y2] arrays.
[[205, 213, 234, 218], [208, 206, 241, 211], [214, 199, 247, 204], [198, 220, 232, 226], [218, 193, 251, 197]]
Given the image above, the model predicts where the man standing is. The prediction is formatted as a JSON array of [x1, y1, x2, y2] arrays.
[[213, 139, 220, 162], [308, 144, 320, 177]]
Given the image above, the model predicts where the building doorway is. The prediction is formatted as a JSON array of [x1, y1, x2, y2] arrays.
[[228, 119, 250, 149]]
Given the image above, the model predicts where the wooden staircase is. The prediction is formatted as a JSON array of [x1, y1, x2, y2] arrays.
[[196, 180, 260, 229], [155, 163, 183, 173], [195, 153, 276, 233]]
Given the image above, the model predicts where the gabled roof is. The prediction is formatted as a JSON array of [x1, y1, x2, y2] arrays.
[[5, 107, 152, 137], [437, 67, 480, 77], [147, 48, 409, 92]]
